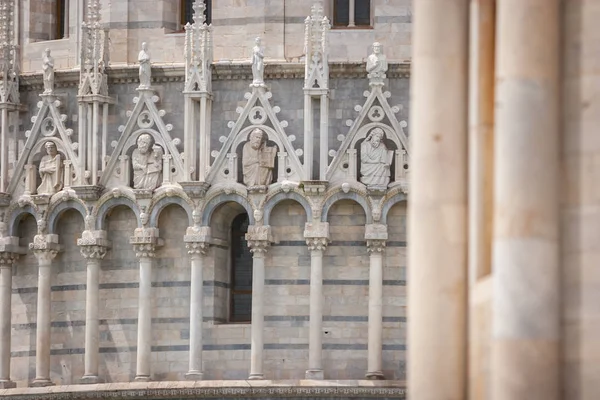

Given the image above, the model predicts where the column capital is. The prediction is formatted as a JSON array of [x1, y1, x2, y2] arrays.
[[132, 243, 157, 258], [78, 230, 111, 260], [130, 229, 162, 259], [29, 234, 60, 263], [79, 245, 109, 260], [184, 225, 211, 256], [306, 237, 329, 252], [186, 241, 209, 256], [365, 223, 388, 241], [367, 239, 386, 254], [246, 225, 273, 255], [0, 251, 18, 266]]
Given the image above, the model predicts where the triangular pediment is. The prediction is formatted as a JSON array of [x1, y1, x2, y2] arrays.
[[206, 86, 305, 186], [8, 95, 80, 195], [100, 89, 184, 188], [326, 85, 409, 186]]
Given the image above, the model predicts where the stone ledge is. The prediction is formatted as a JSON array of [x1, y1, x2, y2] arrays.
[[18, 62, 411, 90], [0, 380, 406, 399]]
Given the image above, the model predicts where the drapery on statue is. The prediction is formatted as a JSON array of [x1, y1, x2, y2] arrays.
[[37, 141, 63, 195], [138, 42, 151, 89], [251, 37, 265, 87], [42, 48, 55, 94], [360, 128, 393, 187], [366, 42, 387, 84], [132, 133, 163, 190], [242, 128, 277, 187]]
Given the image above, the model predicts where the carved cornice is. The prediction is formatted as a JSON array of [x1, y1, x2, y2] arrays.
[[0, 382, 407, 399], [18, 63, 411, 90]]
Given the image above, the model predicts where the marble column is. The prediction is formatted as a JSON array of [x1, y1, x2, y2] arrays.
[[304, 222, 329, 380], [492, 1, 560, 399], [78, 231, 110, 384], [184, 225, 210, 381], [29, 234, 60, 387], [132, 242, 156, 382], [0, 247, 19, 389], [408, 0, 469, 398], [366, 239, 386, 380], [246, 225, 272, 380]]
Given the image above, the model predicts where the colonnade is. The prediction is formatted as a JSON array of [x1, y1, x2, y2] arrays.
[[409, 1, 561, 400], [0, 211, 393, 386]]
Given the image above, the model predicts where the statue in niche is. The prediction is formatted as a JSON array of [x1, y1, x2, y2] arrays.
[[42, 48, 55, 94], [242, 128, 276, 187], [251, 37, 265, 87], [138, 42, 151, 89], [366, 42, 387, 84], [37, 141, 63, 195], [360, 128, 393, 187], [132, 133, 163, 190]]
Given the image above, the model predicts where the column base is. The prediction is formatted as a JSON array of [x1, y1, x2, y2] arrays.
[[247, 373, 265, 380], [185, 371, 203, 381], [29, 378, 54, 387], [0, 380, 16, 389], [365, 371, 385, 380], [305, 369, 324, 380], [134, 375, 151, 382], [80, 375, 102, 384]]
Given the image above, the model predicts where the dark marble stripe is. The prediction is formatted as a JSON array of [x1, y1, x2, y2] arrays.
[[265, 279, 310, 285], [272, 240, 406, 247], [11, 342, 405, 358]]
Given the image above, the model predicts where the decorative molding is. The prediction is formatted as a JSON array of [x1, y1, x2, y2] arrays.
[[17, 63, 411, 90], [0, 382, 407, 399]]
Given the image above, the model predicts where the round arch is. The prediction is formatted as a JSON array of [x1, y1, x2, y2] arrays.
[[95, 197, 141, 230], [8, 205, 39, 236], [321, 191, 372, 224], [47, 200, 87, 234], [201, 193, 255, 226], [380, 192, 408, 225], [149, 195, 194, 228], [263, 191, 312, 225]]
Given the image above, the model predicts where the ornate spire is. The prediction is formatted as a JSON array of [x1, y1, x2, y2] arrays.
[[303, 4, 330, 91], [79, 0, 108, 97], [184, 0, 213, 93], [0, 0, 19, 105]]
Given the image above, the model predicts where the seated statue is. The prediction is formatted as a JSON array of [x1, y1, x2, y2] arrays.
[[360, 128, 393, 187], [242, 128, 277, 187], [366, 42, 388, 84], [132, 133, 163, 190], [37, 141, 63, 195]]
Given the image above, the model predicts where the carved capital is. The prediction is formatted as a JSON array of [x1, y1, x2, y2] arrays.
[[77, 230, 111, 247], [245, 225, 273, 243], [364, 223, 388, 241], [247, 240, 270, 255], [304, 222, 329, 240], [133, 243, 156, 258], [366, 239, 386, 254], [306, 237, 329, 252], [29, 234, 60, 263], [0, 252, 19, 266], [79, 245, 108, 260], [186, 241, 209, 256]]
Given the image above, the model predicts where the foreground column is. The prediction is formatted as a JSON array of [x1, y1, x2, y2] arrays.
[[0, 236, 20, 389], [246, 225, 272, 380], [492, 1, 560, 399], [304, 222, 329, 380], [365, 224, 387, 380], [131, 222, 162, 382], [408, 0, 469, 398], [78, 230, 110, 384], [184, 223, 210, 380], [29, 233, 60, 387]]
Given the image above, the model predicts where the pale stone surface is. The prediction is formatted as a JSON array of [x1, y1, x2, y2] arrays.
[[241, 128, 276, 188], [138, 42, 151, 90], [360, 128, 393, 188], [41, 49, 54, 95], [132, 134, 163, 190], [36, 142, 63, 195], [407, 1, 469, 400]]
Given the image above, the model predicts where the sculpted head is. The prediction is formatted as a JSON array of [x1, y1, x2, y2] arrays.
[[192, 209, 201, 225], [140, 212, 149, 226], [255, 37, 262, 46], [372, 42, 382, 55], [142, 42, 148, 52], [45, 141, 57, 156], [43, 48, 51, 57], [249, 128, 266, 150], [367, 128, 384, 148], [137, 133, 153, 154]]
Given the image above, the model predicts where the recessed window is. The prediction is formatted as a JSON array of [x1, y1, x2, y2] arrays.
[[55, 0, 68, 39], [181, 0, 212, 27], [229, 213, 252, 323], [333, 0, 371, 28]]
